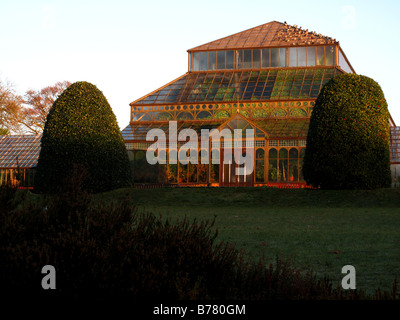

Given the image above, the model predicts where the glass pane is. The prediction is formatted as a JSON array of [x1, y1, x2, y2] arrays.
[[289, 159, 298, 182], [167, 163, 177, 183], [200, 52, 207, 71], [256, 160, 264, 182], [155, 112, 172, 120], [289, 148, 298, 158], [338, 50, 352, 73], [197, 111, 212, 120], [208, 51, 216, 70], [307, 47, 315, 66], [271, 48, 279, 67], [211, 149, 220, 164], [243, 50, 252, 69], [316, 47, 324, 65], [280, 48, 287, 67], [262, 48, 270, 68], [179, 163, 188, 183], [325, 46, 335, 66], [198, 163, 208, 183], [221, 51, 232, 70], [177, 111, 194, 120], [268, 159, 278, 182], [279, 159, 288, 182], [298, 47, 306, 67], [217, 51, 225, 70], [237, 50, 243, 69], [269, 148, 277, 158], [289, 47, 297, 67], [253, 49, 261, 69], [256, 148, 265, 159], [279, 148, 288, 158], [193, 52, 199, 71]]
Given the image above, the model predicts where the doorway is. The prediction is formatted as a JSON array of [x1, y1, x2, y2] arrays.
[[220, 148, 254, 186]]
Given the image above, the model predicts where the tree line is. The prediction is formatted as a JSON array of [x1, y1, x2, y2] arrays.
[[0, 78, 70, 135]]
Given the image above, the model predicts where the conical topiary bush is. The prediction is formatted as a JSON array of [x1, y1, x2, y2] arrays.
[[34, 81, 132, 193]]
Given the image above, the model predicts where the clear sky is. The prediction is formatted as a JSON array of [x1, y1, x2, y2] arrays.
[[1, 0, 399, 128]]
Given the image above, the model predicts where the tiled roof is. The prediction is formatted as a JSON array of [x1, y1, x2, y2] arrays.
[[0, 134, 42, 168], [189, 21, 337, 51]]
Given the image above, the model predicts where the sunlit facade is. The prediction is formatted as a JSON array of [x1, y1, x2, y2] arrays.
[[119, 21, 392, 187], [0, 135, 41, 188]]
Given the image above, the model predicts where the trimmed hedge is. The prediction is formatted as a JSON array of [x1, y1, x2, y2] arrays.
[[34, 81, 132, 193], [303, 74, 392, 189]]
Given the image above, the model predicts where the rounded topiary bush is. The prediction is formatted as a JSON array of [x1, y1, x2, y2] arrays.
[[34, 81, 132, 193], [303, 74, 391, 189]]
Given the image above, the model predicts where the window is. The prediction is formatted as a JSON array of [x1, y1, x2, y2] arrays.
[[267, 147, 305, 182], [255, 148, 265, 182], [280, 48, 287, 67], [191, 45, 338, 71], [200, 52, 207, 70], [262, 48, 270, 68], [253, 49, 261, 69], [217, 51, 225, 70], [307, 47, 315, 66], [298, 47, 307, 67], [208, 51, 216, 70], [338, 49, 352, 73], [271, 48, 279, 67], [243, 50, 252, 69], [236, 50, 243, 69], [289, 47, 297, 67], [316, 47, 324, 65], [226, 50, 234, 69], [268, 148, 278, 182], [193, 52, 199, 71], [325, 46, 335, 66]]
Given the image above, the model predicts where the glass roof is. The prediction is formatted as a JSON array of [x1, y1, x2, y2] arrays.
[[122, 116, 308, 141], [0, 135, 41, 168], [253, 118, 309, 138], [132, 68, 343, 106]]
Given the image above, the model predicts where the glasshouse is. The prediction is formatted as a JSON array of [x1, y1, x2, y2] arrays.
[[121, 20, 396, 186], [1, 21, 398, 188], [0, 135, 41, 188]]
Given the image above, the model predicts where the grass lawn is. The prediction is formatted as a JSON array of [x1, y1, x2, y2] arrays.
[[96, 186, 400, 296]]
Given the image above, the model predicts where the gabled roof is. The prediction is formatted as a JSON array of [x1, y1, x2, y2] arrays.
[[0, 135, 41, 168], [188, 21, 338, 51]]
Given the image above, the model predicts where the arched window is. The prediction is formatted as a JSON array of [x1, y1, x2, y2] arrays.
[[256, 148, 265, 182], [268, 148, 278, 182], [177, 111, 194, 120], [197, 111, 212, 120], [155, 112, 173, 121]]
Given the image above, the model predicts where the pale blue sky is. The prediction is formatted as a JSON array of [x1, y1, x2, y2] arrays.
[[1, 0, 399, 128]]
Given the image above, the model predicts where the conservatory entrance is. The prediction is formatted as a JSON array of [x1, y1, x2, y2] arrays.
[[220, 148, 254, 187]]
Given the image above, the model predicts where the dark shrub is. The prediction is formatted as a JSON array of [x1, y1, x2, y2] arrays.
[[34, 81, 132, 193], [303, 74, 391, 189], [1, 184, 398, 301]]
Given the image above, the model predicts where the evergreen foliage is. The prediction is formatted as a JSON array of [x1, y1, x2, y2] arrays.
[[303, 74, 391, 189], [34, 81, 132, 193]]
